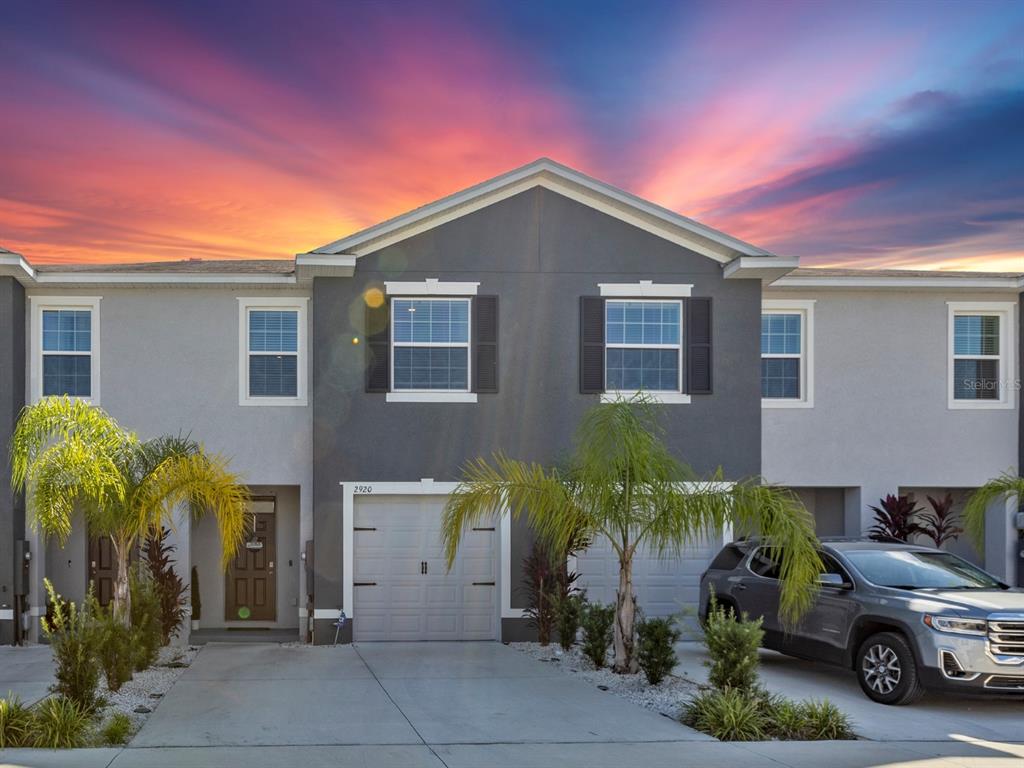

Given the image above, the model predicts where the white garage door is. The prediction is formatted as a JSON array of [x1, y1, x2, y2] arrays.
[[576, 535, 720, 617], [353, 495, 497, 641]]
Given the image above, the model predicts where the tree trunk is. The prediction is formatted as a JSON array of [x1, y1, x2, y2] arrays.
[[612, 554, 637, 673], [112, 538, 132, 628]]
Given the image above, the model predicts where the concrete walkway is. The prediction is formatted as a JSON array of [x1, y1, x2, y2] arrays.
[[674, 641, 1024, 743]]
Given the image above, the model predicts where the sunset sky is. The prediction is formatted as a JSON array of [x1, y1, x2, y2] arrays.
[[2, 1, 1022, 271]]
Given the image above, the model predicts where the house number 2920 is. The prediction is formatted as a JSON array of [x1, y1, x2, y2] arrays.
[[354, 485, 373, 494]]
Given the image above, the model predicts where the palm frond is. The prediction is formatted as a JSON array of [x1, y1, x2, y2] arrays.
[[134, 450, 250, 569], [963, 472, 1024, 551]]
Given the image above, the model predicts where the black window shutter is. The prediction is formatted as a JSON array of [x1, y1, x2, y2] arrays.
[[686, 297, 712, 394], [365, 299, 390, 393], [473, 295, 498, 393], [579, 296, 605, 394]]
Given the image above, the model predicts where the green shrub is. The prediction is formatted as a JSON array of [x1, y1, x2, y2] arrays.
[[636, 616, 681, 684], [580, 602, 615, 668], [31, 696, 93, 748], [0, 695, 34, 748], [685, 688, 855, 741], [793, 699, 855, 740], [554, 593, 586, 651], [682, 687, 765, 741], [40, 579, 101, 711], [130, 567, 163, 671], [88, 595, 134, 693], [143, 527, 189, 644], [702, 597, 763, 693], [98, 711, 134, 745]]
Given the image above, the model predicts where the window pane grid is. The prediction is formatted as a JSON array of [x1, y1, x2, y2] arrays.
[[604, 300, 682, 393], [246, 309, 300, 399], [41, 308, 93, 398], [761, 311, 803, 399], [952, 313, 1002, 402], [391, 298, 471, 392]]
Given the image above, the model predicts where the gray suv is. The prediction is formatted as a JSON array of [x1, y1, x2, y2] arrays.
[[700, 538, 1024, 704]]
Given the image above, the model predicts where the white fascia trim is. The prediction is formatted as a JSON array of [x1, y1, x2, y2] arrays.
[[761, 300, 815, 409], [312, 159, 774, 264], [28, 295, 102, 405], [386, 392, 478, 403], [384, 278, 480, 296], [32, 273, 297, 286], [295, 253, 357, 268], [773, 275, 1023, 290], [601, 391, 691, 404], [598, 281, 692, 297], [723, 256, 801, 281], [237, 297, 309, 407], [0, 253, 35, 281], [946, 301, 1017, 410]]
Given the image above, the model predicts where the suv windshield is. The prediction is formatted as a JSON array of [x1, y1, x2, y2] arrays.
[[844, 549, 1002, 590]]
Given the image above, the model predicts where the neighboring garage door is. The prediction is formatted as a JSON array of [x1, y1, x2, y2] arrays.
[[576, 535, 721, 617], [353, 495, 497, 641]]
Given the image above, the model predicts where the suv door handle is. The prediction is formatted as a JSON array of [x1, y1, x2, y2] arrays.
[[736, 583, 748, 591]]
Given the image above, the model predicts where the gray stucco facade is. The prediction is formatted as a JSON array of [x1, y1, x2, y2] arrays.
[[311, 187, 763, 641], [0, 277, 26, 643]]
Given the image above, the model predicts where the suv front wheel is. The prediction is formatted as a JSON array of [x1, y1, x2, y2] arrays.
[[855, 632, 924, 705]]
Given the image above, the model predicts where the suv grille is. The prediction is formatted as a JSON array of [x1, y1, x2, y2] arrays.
[[984, 675, 1024, 690], [988, 618, 1024, 656]]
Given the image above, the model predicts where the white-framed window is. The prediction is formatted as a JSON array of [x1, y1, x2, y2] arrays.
[[30, 296, 101, 404], [602, 299, 686, 403], [948, 302, 1015, 409], [761, 300, 815, 408], [238, 297, 308, 406], [390, 298, 471, 393]]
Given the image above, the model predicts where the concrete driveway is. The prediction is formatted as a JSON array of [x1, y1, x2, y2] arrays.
[[0, 645, 53, 704], [674, 641, 1024, 742], [127, 641, 699, 758]]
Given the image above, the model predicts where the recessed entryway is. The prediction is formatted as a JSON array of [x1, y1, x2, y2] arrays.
[[226, 497, 277, 622], [352, 495, 497, 641]]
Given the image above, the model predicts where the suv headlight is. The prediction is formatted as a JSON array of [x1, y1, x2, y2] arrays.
[[923, 615, 987, 636]]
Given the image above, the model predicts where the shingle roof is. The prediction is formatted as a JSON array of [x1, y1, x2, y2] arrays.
[[32, 258, 295, 274]]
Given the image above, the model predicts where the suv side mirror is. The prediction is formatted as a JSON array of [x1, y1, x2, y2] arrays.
[[817, 572, 853, 590]]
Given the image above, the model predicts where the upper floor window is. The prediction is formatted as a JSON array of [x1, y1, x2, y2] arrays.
[[761, 300, 814, 408], [605, 300, 682, 394], [238, 298, 307, 406], [366, 281, 494, 403], [391, 298, 470, 392], [31, 297, 101, 403], [948, 302, 1015, 409]]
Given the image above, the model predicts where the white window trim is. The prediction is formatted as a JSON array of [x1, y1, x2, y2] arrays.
[[598, 281, 692, 297], [947, 301, 1016, 410], [389, 296, 473, 399], [237, 297, 308, 407], [603, 297, 688, 404], [761, 299, 815, 409], [385, 278, 479, 296], [29, 296, 102, 405]]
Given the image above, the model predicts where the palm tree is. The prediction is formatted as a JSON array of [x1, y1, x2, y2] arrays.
[[442, 396, 822, 673], [10, 397, 249, 627], [963, 472, 1024, 552]]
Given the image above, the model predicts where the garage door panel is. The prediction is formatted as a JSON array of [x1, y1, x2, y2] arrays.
[[353, 495, 497, 641], [577, 534, 721, 618]]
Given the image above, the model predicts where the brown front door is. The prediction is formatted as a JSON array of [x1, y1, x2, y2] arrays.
[[88, 535, 117, 607], [225, 499, 276, 621]]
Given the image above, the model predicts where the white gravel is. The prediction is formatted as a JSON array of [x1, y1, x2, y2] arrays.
[[510, 642, 701, 721], [98, 644, 200, 733]]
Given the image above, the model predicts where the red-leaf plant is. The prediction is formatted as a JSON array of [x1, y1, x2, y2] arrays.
[[868, 494, 925, 542], [918, 492, 963, 548]]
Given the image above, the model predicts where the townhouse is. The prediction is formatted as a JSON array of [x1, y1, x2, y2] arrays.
[[1, 160, 1020, 645]]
